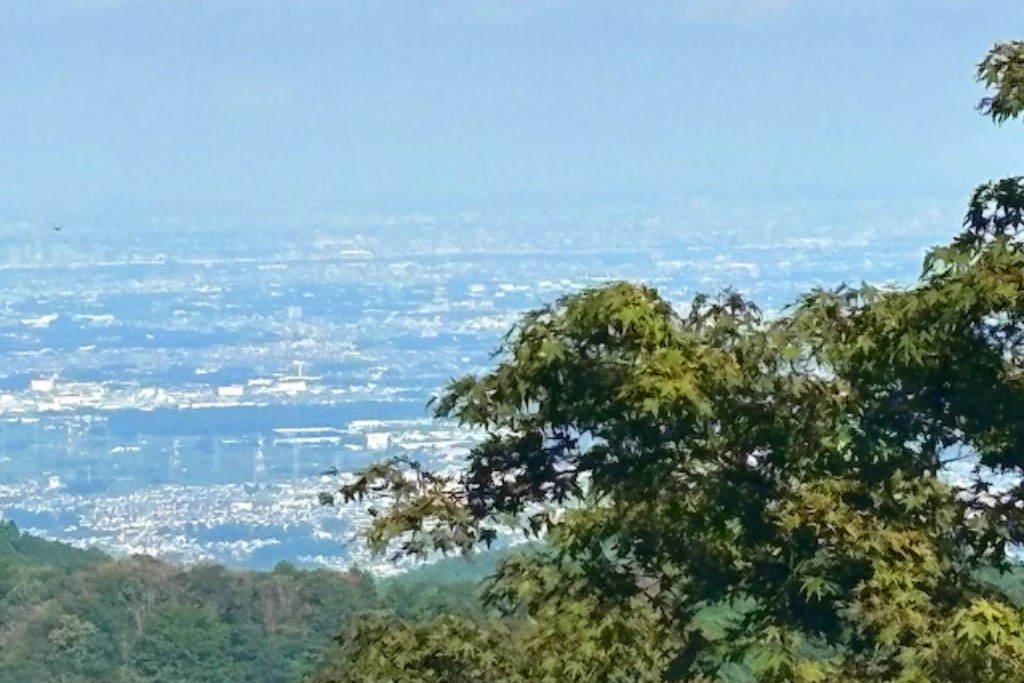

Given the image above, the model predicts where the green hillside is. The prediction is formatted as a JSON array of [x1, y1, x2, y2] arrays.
[[0, 521, 486, 683], [0, 520, 107, 569]]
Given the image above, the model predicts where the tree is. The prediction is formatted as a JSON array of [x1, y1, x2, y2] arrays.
[[318, 41, 1024, 682], [132, 604, 236, 683], [977, 41, 1024, 124]]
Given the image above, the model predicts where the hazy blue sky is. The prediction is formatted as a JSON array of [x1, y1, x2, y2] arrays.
[[1, 0, 1022, 212]]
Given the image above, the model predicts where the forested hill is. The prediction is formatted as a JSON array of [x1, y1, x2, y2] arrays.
[[0, 520, 107, 569], [0, 521, 487, 683]]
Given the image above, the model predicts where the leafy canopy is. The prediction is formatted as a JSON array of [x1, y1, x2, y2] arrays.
[[978, 41, 1024, 124], [320, 41, 1024, 683]]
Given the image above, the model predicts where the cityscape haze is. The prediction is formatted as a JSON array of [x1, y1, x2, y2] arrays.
[[0, 197, 964, 569]]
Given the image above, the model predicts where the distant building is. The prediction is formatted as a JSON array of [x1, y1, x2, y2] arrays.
[[272, 378, 308, 395], [54, 390, 101, 408], [217, 385, 245, 399], [30, 377, 55, 393], [249, 362, 318, 396]]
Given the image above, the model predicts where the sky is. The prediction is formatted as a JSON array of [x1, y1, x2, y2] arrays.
[[0, 0, 1022, 214]]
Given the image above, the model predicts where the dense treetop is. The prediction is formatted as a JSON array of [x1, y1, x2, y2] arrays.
[[978, 40, 1024, 124]]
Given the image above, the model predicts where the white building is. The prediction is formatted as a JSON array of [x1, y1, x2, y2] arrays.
[[30, 377, 55, 393], [273, 378, 308, 395], [218, 384, 245, 399]]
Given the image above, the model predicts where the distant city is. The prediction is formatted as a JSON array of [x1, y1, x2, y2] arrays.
[[0, 198, 955, 571]]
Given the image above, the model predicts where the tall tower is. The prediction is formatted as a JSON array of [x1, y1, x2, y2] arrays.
[[65, 421, 74, 463], [170, 439, 182, 475], [254, 437, 266, 481]]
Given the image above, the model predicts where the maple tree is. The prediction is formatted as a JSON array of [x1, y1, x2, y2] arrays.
[[317, 41, 1024, 682]]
